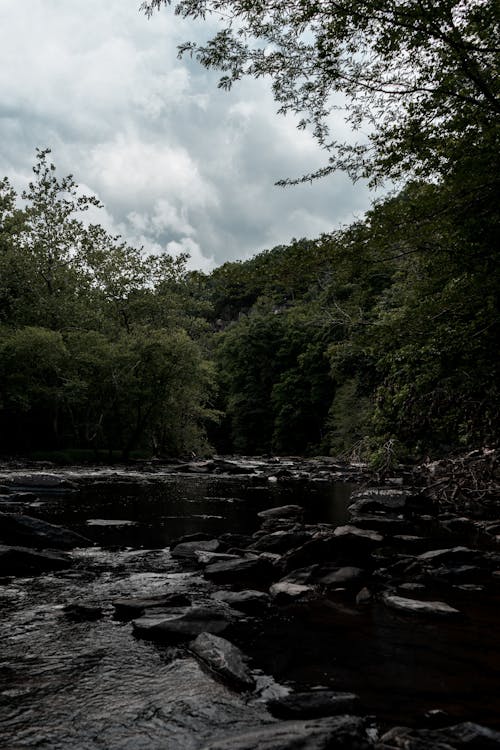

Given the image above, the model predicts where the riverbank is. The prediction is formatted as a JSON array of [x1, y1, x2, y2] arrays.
[[1, 457, 499, 748]]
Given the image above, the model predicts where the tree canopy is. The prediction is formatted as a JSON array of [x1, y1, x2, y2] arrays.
[[142, 0, 499, 185]]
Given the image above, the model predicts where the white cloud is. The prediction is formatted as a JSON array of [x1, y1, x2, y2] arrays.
[[0, 0, 374, 269], [167, 237, 215, 273]]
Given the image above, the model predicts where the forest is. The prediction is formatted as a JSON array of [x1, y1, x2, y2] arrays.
[[0, 0, 498, 465]]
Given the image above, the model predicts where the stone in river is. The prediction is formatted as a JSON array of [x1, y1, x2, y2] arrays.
[[171, 538, 220, 560], [380, 721, 500, 749], [0, 544, 72, 576], [267, 690, 360, 719], [199, 715, 371, 749], [0, 511, 92, 549], [113, 593, 192, 620], [249, 530, 310, 554], [381, 594, 462, 618], [204, 557, 275, 589], [417, 547, 479, 565], [189, 632, 255, 691], [319, 567, 365, 589], [63, 603, 103, 621], [269, 581, 315, 602], [132, 605, 234, 642], [212, 589, 271, 614], [257, 504, 304, 521], [333, 525, 384, 550]]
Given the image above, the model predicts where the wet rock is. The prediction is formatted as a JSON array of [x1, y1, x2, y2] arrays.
[[219, 533, 253, 549], [169, 531, 214, 547], [132, 605, 234, 641], [189, 632, 255, 691], [195, 551, 241, 565], [356, 587, 373, 605], [427, 565, 486, 584], [319, 566, 365, 589], [0, 511, 92, 550], [171, 538, 221, 560], [249, 530, 310, 554], [0, 544, 72, 576], [113, 593, 192, 620], [63, 603, 103, 621], [269, 581, 316, 603], [0, 473, 77, 491], [348, 515, 410, 534], [398, 583, 426, 593], [257, 504, 304, 521], [204, 557, 275, 589], [334, 525, 384, 551], [213, 458, 257, 475], [267, 690, 360, 719], [379, 721, 500, 749], [212, 589, 271, 614], [348, 488, 415, 515], [417, 547, 479, 565], [280, 565, 320, 585], [381, 594, 462, 619], [200, 715, 371, 749]]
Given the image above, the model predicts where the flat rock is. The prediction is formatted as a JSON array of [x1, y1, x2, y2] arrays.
[[113, 593, 192, 620], [132, 605, 234, 641], [417, 547, 479, 565], [319, 567, 365, 588], [381, 594, 462, 619], [212, 589, 271, 614], [171, 539, 221, 559], [204, 557, 275, 588], [257, 505, 304, 520], [199, 715, 371, 749], [250, 530, 310, 554], [189, 632, 255, 691], [267, 691, 360, 719], [379, 721, 500, 749], [0, 473, 77, 491], [270, 581, 315, 602], [0, 511, 92, 549], [195, 551, 241, 565], [0, 544, 72, 576]]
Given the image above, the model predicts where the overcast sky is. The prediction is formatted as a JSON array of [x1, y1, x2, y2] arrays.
[[0, 0, 373, 271]]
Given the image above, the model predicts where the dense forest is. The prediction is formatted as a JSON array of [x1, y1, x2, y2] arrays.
[[0, 1, 498, 465]]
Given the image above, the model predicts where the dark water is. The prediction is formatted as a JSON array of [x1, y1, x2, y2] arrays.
[[1, 470, 500, 749]]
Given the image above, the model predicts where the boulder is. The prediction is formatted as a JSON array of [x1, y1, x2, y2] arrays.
[[113, 593, 192, 620], [0, 544, 72, 576], [171, 538, 221, 560], [417, 547, 479, 565], [211, 589, 271, 614], [257, 505, 304, 521], [132, 605, 234, 642], [269, 581, 316, 603], [267, 690, 360, 719], [0, 473, 77, 492], [189, 632, 255, 691], [204, 557, 275, 589], [199, 715, 371, 749], [381, 594, 462, 619], [0, 511, 92, 549], [319, 567, 365, 589], [249, 530, 310, 554], [195, 551, 241, 565]]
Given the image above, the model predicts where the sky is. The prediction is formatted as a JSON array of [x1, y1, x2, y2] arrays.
[[0, 0, 373, 272]]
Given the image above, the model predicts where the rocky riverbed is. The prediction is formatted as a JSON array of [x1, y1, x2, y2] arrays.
[[1, 456, 500, 749]]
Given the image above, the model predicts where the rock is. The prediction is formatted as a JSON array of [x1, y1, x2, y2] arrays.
[[132, 605, 234, 641], [0, 473, 77, 491], [63, 603, 103, 621], [219, 533, 253, 549], [356, 587, 372, 605], [249, 530, 310, 554], [0, 544, 72, 576], [379, 721, 500, 748], [204, 557, 275, 589], [195, 551, 241, 565], [334, 525, 384, 548], [398, 583, 426, 593], [171, 538, 221, 560], [267, 690, 360, 719], [319, 567, 365, 589], [0, 511, 92, 550], [113, 593, 192, 620], [199, 715, 371, 749], [348, 515, 410, 534], [417, 547, 479, 565], [269, 581, 315, 603], [189, 632, 255, 691], [212, 589, 271, 614], [280, 565, 320, 584], [213, 458, 257, 475], [169, 531, 214, 547], [257, 505, 304, 521], [381, 594, 462, 619]]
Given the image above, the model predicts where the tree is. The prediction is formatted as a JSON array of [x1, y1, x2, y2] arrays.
[[142, 0, 499, 185]]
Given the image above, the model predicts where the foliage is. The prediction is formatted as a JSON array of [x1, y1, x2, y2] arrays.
[[142, 0, 499, 185]]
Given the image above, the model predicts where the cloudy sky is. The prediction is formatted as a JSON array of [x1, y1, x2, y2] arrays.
[[0, 0, 373, 271]]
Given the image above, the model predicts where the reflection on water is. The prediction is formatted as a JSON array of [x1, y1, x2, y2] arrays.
[[29, 475, 356, 548]]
